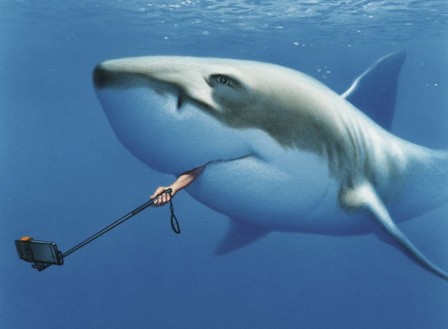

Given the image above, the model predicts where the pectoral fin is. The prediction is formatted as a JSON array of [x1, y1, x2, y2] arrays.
[[216, 219, 271, 255], [340, 182, 448, 281]]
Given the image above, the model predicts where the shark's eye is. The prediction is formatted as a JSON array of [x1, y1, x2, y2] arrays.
[[208, 74, 242, 89], [217, 75, 230, 85]]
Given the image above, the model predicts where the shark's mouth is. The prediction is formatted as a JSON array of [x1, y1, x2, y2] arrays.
[[177, 153, 256, 180]]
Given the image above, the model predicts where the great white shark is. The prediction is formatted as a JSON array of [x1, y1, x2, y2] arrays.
[[93, 52, 448, 280]]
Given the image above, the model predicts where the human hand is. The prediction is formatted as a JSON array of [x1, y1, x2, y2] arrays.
[[151, 186, 176, 206]]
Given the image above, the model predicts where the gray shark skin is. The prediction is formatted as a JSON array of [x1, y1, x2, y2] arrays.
[[93, 53, 448, 280]]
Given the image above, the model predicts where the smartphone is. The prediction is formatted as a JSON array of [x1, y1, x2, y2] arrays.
[[15, 237, 64, 268]]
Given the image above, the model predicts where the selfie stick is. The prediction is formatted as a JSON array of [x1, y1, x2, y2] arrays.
[[16, 188, 175, 271]]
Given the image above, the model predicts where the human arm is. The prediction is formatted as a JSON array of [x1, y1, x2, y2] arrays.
[[151, 166, 204, 206]]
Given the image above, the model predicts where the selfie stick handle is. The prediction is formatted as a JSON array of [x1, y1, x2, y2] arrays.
[[62, 188, 172, 259]]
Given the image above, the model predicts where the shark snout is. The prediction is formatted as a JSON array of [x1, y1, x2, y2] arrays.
[[92, 61, 148, 90], [93, 60, 184, 95], [93, 64, 107, 89], [93, 63, 131, 89]]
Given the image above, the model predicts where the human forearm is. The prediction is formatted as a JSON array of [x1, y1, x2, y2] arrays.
[[171, 167, 204, 191], [151, 166, 204, 206]]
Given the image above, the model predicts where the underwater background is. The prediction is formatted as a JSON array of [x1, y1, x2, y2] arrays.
[[1, 1, 447, 328]]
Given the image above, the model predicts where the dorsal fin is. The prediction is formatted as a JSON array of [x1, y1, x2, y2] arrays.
[[342, 51, 406, 130]]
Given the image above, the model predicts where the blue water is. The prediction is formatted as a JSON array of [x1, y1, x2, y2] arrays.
[[1, 1, 447, 328]]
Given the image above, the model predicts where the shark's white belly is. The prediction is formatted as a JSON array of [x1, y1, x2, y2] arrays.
[[187, 147, 376, 235]]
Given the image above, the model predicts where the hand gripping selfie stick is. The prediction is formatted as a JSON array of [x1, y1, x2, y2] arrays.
[[15, 189, 180, 272]]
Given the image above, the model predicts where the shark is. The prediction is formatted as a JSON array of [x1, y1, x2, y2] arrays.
[[93, 52, 448, 280]]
